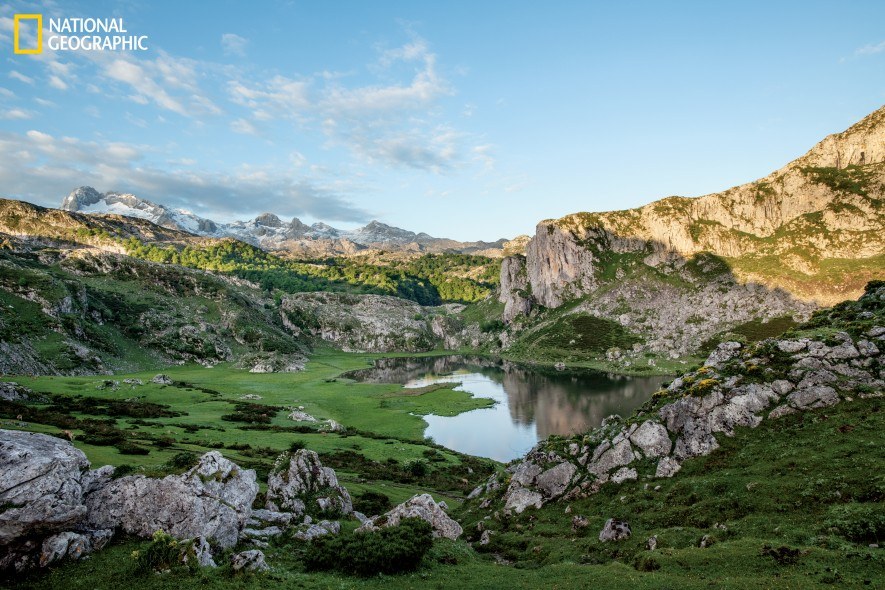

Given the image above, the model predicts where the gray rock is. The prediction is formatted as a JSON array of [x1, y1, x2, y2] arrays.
[[629, 421, 672, 458], [776, 340, 807, 353], [265, 450, 352, 516], [242, 526, 283, 539], [599, 518, 631, 542], [248, 509, 296, 527], [292, 520, 339, 541], [655, 457, 681, 478], [0, 430, 89, 551], [0, 382, 32, 402], [192, 537, 216, 568], [287, 410, 317, 422], [85, 451, 257, 549], [611, 467, 637, 484], [588, 439, 635, 477], [787, 386, 839, 409], [534, 462, 577, 499], [479, 529, 493, 545], [827, 342, 860, 360], [646, 535, 658, 551], [770, 380, 794, 396], [358, 494, 462, 540], [857, 339, 880, 357], [699, 534, 715, 548], [151, 374, 173, 385], [38, 531, 106, 567], [705, 342, 742, 368], [504, 487, 544, 514], [231, 549, 268, 573]]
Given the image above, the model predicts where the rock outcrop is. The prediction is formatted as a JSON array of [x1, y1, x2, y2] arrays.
[[265, 450, 352, 517], [477, 282, 885, 513], [85, 451, 258, 549], [0, 431, 113, 572], [499, 255, 532, 323], [356, 493, 462, 540]]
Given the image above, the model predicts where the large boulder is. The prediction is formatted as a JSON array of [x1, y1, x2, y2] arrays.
[[357, 493, 462, 540], [0, 430, 111, 572], [265, 450, 352, 516], [85, 451, 257, 549]]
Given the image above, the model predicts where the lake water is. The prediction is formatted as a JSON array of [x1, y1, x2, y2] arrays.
[[344, 356, 666, 462]]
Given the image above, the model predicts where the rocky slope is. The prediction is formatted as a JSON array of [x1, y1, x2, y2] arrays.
[[474, 281, 884, 513], [62, 186, 510, 257], [500, 105, 885, 360], [0, 234, 307, 375], [280, 292, 463, 353]]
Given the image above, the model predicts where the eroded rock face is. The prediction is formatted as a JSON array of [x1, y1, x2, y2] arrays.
[[499, 256, 532, 323], [265, 450, 352, 516], [0, 430, 113, 572], [85, 451, 257, 549], [0, 431, 89, 548], [357, 494, 462, 540]]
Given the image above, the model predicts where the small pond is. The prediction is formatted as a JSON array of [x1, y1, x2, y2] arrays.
[[345, 356, 666, 462]]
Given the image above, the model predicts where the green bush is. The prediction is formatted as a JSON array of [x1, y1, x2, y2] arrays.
[[824, 503, 885, 543], [353, 490, 392, 517], [132, 530, 195, 574], [303, 518, 433, 576], [168, 451, 198, 470]]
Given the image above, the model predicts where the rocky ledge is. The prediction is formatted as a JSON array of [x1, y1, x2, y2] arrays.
[[472, 281, 884, 514]]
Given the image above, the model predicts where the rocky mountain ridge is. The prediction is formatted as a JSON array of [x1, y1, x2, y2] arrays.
[[62, 186, 511, 257], [513, 105, 885, 310], [499, 105, 885, 361]]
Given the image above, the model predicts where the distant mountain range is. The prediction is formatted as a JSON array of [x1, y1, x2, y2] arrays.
[[61, 187, 515, 257]]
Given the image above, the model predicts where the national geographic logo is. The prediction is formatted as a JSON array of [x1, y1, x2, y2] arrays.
[[13, 14, 149, 54], [13, 14, 42, 54]]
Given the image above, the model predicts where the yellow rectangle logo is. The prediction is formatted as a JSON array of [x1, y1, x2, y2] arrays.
[[14, 14, 43, 55]]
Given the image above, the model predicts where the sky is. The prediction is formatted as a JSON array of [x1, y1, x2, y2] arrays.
[[0, 0, 884, 241]]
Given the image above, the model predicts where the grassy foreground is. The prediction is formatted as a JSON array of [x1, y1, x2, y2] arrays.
[[2, 349, 497, 505], [12, 395, 884, 589]]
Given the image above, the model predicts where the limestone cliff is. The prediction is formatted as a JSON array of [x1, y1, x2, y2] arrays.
[[502, 105, 885, 359], [526, 107, 885, 307]]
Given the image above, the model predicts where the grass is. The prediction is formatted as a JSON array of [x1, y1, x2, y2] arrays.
[[2, 349, 497, 497], [506, 312, 642, 363], [12, 398, 884, 589]]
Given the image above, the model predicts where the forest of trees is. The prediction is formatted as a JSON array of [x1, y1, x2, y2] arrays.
[[122, 238, 500, 305]]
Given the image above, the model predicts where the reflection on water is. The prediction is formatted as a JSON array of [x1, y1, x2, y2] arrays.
[[344, 356, 665, 462]]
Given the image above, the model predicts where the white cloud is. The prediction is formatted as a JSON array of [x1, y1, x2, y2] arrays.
[[48, 75, 69, 90], [221, 33, 248, 57], [9, 71, 35, 85], [855, 40, 885, 56], [0, 129, 370, 223], [1, 108, 33, 120], [230, 118, 259, 135]]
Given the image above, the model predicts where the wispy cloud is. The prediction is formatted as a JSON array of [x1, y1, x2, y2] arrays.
[[0, 129, 370, 223], [0, 108, 33, 120], [855, 40, 885, 56], [9, 71, 35, 85], [221, 33, 248, 57]]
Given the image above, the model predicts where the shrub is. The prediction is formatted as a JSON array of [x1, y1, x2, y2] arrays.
[[824, 503, 885, 543], [353, 490, 392, 517], [132, 530, 195, 574], [303, 518, 433, 576], [406, 459, 428, 478], [115, 442, 150, 455], [168, 451, 198, 470]]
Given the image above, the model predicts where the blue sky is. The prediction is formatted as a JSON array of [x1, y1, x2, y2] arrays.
[[1, 0, 884, 240]]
